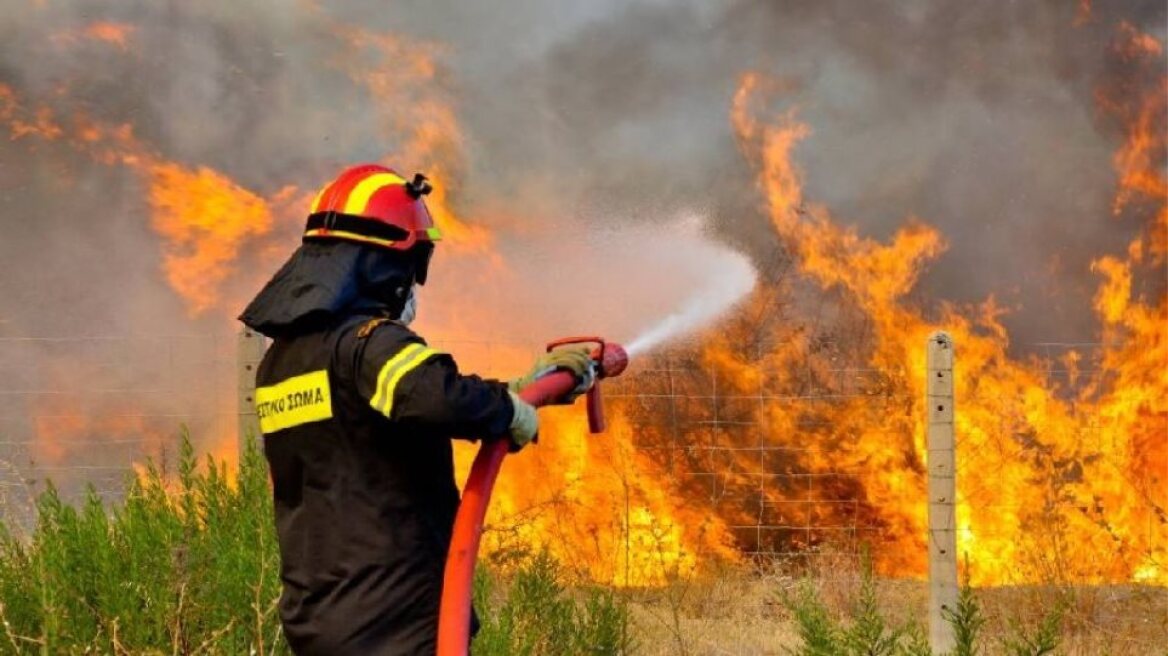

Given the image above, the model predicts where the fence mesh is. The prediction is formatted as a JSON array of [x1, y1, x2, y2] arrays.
[[608, 358, 892, 564], [0, 334, 236, 531], [0, 331, 1163, 593]]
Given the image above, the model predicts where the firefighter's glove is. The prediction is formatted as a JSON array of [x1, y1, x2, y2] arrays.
[[507, 392, 539, 453], [508, 346, 596, 404]]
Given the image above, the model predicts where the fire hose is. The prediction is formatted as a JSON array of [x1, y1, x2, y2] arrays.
[[436, 337, 629, 656]]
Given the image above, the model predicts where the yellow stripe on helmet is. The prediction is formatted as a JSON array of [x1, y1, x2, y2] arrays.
[[369, 343, 441, 418], [343, 172, 407, 216], [310, 186, 329, 213], [303, 228, 400, 249]]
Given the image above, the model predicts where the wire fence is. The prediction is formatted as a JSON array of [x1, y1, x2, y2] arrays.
[[0, 329, 1163, 653], [0, 334, 236, 531], [0, 330, 1163, 591], [607, 360, 893, 564]]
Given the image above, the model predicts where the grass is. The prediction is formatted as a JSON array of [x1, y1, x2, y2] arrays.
[[0, 437, 1163, 654], [0, 436, 633, 655], [473, 551, 635, 656], [0, 435, 285, 655], [623, 558, 1166, 655]]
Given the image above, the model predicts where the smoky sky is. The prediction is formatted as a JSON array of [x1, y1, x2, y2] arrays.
[[375, 0, 1165, 346], [0, 0, 1165, 348]]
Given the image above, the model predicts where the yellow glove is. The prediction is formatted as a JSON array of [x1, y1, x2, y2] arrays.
[[508, 392, 539, 452], [508, 346, 595, 403]]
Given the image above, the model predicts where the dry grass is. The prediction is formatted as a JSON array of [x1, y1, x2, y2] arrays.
[[620, 555, 1168, 655], [978, 584, 1168, 656]]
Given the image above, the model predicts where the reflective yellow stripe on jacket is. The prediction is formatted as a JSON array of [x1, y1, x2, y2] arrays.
[[370, 343, 440, 418]]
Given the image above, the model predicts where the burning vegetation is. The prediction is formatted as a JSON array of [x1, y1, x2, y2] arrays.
[[0, 1, 1163, 592]]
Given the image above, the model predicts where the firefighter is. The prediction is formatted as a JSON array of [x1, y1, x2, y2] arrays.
[[239, 164, 593, 655]]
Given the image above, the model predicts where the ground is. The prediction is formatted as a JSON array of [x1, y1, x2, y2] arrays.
[[621, 566, 1167, 655]]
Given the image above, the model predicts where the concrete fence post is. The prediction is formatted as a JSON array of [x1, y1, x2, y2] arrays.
[[926, 331, 958, 652], [237, 327, 267, 464]]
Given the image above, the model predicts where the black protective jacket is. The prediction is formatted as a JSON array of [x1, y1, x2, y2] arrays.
[[255, 313, 513, 655]]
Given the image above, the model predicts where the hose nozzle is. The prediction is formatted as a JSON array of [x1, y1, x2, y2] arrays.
[[545, 337, 628, 433]]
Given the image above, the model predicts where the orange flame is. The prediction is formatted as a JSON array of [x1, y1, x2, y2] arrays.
[[28, 397, 170, 474], [327, 26, 492, 253], [84, 22, 135, 49], [726, 57, 1166, 584], [464, 407, 737, 584], [1098, 23, 1168, 264], [3, 25, 728, 583], [1, 84, 64, 141], [50, 21, 135, 50], [0, 87, 295, 318], [146, 164, 274, 316], [4, 12, 1163, 589]]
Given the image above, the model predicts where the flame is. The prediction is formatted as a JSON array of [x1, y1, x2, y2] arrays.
[[333, 26, 492, 252], [28, 397, 170, 474], [468, 408, 737, 585], [50, 21, 136, 50], [1, 85, 274, 475], [723, 44, 1166, 584], [146, 163, 274, 316], [83, 22, 135, 49], [1098, 22, 1168, 264], [0, 84, 64, 141], [0, 87, 293, 318], [4, 9, 1164, 589]]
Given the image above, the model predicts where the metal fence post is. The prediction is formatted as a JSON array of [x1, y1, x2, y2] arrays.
[[927, 331, 958, 652], [237, 327, 266, 465]]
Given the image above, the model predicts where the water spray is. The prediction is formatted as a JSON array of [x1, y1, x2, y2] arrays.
[[437, 218, 752, 653], [437, 337, 629, 656], [625, 245, 757, 357]]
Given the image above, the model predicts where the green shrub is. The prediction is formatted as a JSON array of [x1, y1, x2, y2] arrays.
[[0, 433, 285, 655], [472, 552, 635, 655], [780, 554, 932, 656], [943, 579, 986, 656], [841, 553, 906, 655], [783, 581, 843, 656], [1000, 599, 1064, 656], [0, 434, 633, 655], [781, 559, 1068, 656]]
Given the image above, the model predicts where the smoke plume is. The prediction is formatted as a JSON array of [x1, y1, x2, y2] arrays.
[[1, 0, 1163, 340]]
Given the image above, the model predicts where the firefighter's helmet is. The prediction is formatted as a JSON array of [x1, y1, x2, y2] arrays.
[[304, 164, 442, 252], [304, 164, 440, 284]]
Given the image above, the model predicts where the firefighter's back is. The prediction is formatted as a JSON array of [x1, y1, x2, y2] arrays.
[[256, 316, 458, 655]]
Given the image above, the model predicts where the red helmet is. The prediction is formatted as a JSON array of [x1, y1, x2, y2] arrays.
[[303, 164, 442, 252]]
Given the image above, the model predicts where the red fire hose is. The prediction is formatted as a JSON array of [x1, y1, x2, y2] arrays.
[[436, 338, 628, 656]]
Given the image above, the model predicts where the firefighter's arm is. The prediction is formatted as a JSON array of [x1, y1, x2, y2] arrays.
[[383, 353, 516, 439], [355, 326, 515, 439]]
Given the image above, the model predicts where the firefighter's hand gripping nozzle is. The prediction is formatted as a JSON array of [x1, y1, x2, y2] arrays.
[[543, 336, 629, 432], [437, 337, 629, 656]]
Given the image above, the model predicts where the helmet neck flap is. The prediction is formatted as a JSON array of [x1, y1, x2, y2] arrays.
[[239, 240, 424, 338]]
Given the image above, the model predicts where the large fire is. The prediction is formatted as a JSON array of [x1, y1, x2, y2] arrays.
[[711, 19, 1166, 585], [2, 10, 1164, 589]]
